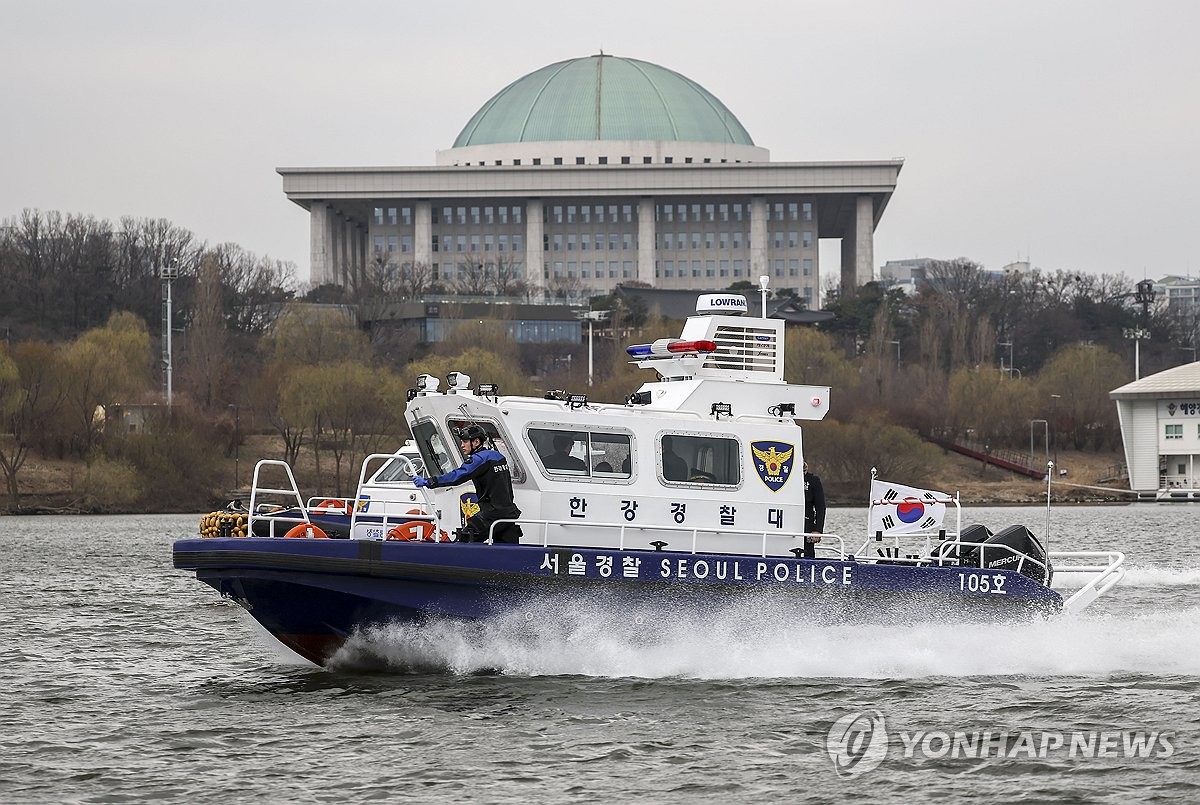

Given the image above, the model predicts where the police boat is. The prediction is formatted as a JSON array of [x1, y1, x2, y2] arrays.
[[173, 287, 1126, 666]]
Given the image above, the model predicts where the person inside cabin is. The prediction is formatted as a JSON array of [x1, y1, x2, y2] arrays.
[[542, 432, 587, 472], [661, 436, 689, 482], [802, 461, 826, 559], [413, 424, 522, 544]]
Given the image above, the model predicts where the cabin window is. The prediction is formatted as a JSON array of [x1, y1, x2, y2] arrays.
[[413, 420, 456, 477], [660, 434, 740, 485], [529, 427, 633, 479]]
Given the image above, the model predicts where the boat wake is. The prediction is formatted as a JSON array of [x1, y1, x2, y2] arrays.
[[325, 593, 1200, 680]]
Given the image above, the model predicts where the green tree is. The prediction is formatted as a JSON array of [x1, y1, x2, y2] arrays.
[[1037, 343, 1127, 450], [0, 341, 65, 510], [58, 312, 154, 458]]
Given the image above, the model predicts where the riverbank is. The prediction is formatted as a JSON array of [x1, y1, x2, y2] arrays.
[[3, 437, 1132, 515]]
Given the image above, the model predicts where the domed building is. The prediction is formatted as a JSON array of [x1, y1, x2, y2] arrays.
[[279, 54, 902, 302]]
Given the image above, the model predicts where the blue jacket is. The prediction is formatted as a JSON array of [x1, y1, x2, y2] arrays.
[[428, 448, 521, 521]]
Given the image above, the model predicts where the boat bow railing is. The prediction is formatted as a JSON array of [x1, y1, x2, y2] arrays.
[[248, 460, 311, 538]]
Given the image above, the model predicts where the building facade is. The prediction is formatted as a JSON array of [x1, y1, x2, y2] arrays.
[[280, 55, 902, 301], [1111, 363, 1200, 496]]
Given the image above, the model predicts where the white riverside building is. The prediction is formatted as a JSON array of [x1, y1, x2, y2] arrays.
[[279, 54, 902, 300], [1111, 363, 1200, 498]]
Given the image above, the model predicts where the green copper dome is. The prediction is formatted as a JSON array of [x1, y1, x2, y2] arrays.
[[453, 55, 754, 148]]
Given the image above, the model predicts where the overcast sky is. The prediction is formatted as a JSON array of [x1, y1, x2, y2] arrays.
[[3, 1, 1197, 286]]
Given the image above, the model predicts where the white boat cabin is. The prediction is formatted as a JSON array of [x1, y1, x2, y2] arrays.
[[403, 292, 831, 557]]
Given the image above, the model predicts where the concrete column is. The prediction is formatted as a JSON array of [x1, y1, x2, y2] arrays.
[[414, 201, 432, 267], [525, 199, 544, 296], [749, 196, 768, 283], [637, 197, 656, 285], [309, 202, 332, 287], [840, 194, 876, 297], [341, 218, 353, 286], [351, 224, 364, 289], [327, 210, 342, 288]]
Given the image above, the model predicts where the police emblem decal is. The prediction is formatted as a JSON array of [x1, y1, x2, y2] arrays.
[[751, 440, 795, 492]]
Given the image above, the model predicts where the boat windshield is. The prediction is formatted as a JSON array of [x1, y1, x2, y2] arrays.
[[370, 454, 425, 483]]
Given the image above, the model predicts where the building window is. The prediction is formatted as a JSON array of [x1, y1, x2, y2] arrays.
[[719, 231, 729, 250], [513, 234, 523, 251], [553, 234, 562, 251], [802, 230, 814, 248], [623, 261, 633, 278], [609, 234, 619, 251], [622, 233, 634, 250], [1166, 424, 1183, 439], [788, 202, 799, 221], [621, 156, 631, 164], [788, 231, 798, 249], [664, 157, 673, 164], [576, 156, 585, 165], [401, 235, 412, 253], [643, 156, 652, 164], [692, 260, 702, 278], [373, 235, 385, 254], [789, 258, 799, 277], [567, 205, 576, 224], [733, 204, 744, 222], [566, 234, 576, 251], [470, 235, 480, 252], [484, 235, 494, 252], [598, 156, 608, 164], [719, 260, 729, 277], [373, 208, 384, 225], [513, 207, 522, 224], [554, 157, 563, 165], [775, 258, 785, 277], [664, 260, 674, 278], [705, 261, 715, 278], [533, 158, 541, 165], [733, 232, 742, 250], [431, 235, 439, 253], [773, 231, 783, 249], [803, 258, 813, 276], [802, 202, 813, 221]]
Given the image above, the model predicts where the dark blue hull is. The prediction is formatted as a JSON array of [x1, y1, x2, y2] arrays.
[[173, 538, 1063, 666]]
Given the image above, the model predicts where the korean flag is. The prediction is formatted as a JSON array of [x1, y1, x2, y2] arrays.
[[868, 479, 951, 535]]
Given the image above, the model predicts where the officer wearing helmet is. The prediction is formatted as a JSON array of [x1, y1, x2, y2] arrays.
[[413, 423, 523, 544]]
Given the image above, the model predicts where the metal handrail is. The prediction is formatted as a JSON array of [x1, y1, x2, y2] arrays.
[[483, 515, 843, 558], [248, 460, 309, 539]]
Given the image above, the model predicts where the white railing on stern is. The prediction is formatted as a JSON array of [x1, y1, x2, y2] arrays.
[[1048, 551, 1126, 614]]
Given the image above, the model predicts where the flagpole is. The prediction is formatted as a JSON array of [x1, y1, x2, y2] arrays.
[[1045, 461, 1053, 557]]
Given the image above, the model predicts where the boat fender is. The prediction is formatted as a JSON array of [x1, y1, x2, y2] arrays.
[[283, 523, 329, 539], [199, 510, 248, 538]]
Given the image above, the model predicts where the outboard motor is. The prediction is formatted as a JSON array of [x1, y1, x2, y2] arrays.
[[935, 524, 992, 566], [974, 524, 1052, 586]]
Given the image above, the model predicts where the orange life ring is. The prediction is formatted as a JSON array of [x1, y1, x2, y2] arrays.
[[284, 523, 329, 539], [314, 498, 350, 514], [387, 521, 436, 541]]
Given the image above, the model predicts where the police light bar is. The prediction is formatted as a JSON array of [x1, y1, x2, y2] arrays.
[[625, 339, 718, 358]]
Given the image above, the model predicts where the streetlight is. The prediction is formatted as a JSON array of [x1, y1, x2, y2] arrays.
[[999, 341, 1014, 378], [1126, 279, 1157, 380], [1030, 418, 1048, 465], [1050, 394, 1062, 467], [160, 259, 179, 408], [228, 403, 240, 489], [578, 310, 610, 387]]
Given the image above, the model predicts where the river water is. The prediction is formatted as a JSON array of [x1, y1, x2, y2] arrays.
[[2, 506, 1197, 803]]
